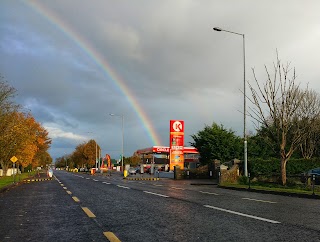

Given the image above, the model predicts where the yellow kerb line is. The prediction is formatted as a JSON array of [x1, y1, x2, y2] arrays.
[[72, 196, 80, 202], [81, 207, 96, 218], [103, 232, 121, 242]]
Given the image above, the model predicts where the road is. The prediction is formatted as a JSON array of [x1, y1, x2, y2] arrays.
[[1, 170, 320, 242]]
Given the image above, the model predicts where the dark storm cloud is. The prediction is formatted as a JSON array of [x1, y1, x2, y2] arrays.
[[1, 0, 320, 160]]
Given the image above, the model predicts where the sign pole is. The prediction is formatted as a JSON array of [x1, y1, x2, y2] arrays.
[[10, 156, 18, 184], [13, 162, 15, 184]]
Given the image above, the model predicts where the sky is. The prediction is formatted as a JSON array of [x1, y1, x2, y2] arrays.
[[1, 0, 320, 161]]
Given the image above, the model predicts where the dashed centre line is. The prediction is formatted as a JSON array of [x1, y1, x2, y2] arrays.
[[103, 232, 121, 242], [66, 191, 72, 195], [242, 197, 277, 204], [117, 185, 130, 189], [102, 182, 111, 184], [81, 207, 96, 218], [199, 191, 219, 195], [171, 186, 185, 190], [143, 191, 169, 198], [72, 196, 80, 202], [93, 179, 99, 182]]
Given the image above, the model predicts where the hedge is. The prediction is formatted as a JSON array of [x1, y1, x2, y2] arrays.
[[248, 158, 320, 176]]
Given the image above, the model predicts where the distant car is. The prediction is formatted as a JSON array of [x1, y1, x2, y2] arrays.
[[128, 167, 136, 175]]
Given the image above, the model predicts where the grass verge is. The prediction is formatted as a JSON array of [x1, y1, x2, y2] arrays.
[[220, 183, 320, 196], [0, 171, 36, 190]]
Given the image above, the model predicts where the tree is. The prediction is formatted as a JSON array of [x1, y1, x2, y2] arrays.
[[297, 91, 320, 159], [0, 79, 52, 175], [190, 122, 242, 165], [124, 154, 140, 166], [247, 130, 278, 160], [0, 79, 18, 114], [83, 139, 100, 168], [248, 53, 320, 185]]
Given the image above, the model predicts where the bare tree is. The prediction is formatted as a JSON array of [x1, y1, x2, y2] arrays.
[[247, 53, 320, 185], [298, 91, 320, 159]]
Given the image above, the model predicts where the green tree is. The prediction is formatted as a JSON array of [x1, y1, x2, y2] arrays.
[[190, 122, 242, 165]]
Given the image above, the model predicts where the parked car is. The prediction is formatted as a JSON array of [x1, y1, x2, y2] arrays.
[[128, 167, 136, 175], [301, 168, 320, 185]]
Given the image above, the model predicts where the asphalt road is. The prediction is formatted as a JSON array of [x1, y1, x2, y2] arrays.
[[1, 170, 320, 242]]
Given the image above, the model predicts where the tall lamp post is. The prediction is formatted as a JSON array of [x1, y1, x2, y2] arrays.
[[109, 113, 124, 175], [213, 27, 248, 177]]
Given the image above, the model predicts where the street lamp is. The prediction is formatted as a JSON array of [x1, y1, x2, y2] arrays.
[[109, 113, 124, 175], [213, 26, 248, 177]]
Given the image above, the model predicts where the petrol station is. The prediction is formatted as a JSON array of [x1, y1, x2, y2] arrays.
[[135, 120, 199, 171], [135, 146, 199, 171]]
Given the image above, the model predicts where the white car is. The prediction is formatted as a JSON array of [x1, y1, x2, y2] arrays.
[[128, 167, 136, 175]]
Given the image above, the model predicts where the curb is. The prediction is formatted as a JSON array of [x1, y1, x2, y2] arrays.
[[24, 178, 54, 183], [218, 185, 320, 199], [125, 177, 160, 181]]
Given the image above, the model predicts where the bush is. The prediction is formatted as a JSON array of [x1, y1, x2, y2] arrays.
[[238, 176, 248, 185], [249, 158, 320, 176]]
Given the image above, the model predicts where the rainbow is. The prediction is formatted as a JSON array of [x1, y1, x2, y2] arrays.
[[25, 1, 162, 146]]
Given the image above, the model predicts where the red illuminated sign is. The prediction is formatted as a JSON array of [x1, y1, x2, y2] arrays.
[[153, 147, 170, 153], [169, 120, 184, 170]]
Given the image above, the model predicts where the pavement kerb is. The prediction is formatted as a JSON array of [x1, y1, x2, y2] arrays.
[[124, 177, 160, 181], [24, 178, 53, 183]]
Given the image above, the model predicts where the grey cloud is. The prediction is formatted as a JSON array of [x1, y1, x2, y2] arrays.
[[1, 0, 320, 160]]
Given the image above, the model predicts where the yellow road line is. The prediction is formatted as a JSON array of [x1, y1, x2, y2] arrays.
[[81, 207, 96, 218], [60, 184, 64, 186], [66, 191, 72, 195], [72, 196, 80, 202], [103, 232, 121, 242]]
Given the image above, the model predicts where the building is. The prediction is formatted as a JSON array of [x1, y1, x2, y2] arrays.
[[135, 146, 199, 171]]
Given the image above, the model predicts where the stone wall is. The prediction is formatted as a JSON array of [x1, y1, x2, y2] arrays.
[[220, 163, 240, 184]]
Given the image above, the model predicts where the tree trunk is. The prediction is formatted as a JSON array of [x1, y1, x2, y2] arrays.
[[281, 158, 287, 186], [0, 159, 9, 176]]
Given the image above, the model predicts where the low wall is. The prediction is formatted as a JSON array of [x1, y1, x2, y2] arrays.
[[220, 165, 240, 183], [0, 168, 20, 177]]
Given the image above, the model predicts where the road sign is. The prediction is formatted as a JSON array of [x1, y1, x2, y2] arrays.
[[10, 156, 18, 163]]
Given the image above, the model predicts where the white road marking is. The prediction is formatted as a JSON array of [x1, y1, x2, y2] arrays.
[[102, 182, 111, 185], [93, 179, 99, 182], [143, 191, 169, 198], [242, 197, 277, 204], [86, 178, 90, 180], [139, 182, 146, 184], [204, 205, 280, 224], [171, 186, 185, 190], [199, 191, 219, 195], [117, 185, 130, 189], [153, 184, 163, 187]]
